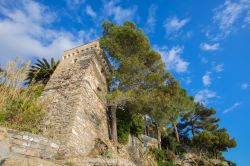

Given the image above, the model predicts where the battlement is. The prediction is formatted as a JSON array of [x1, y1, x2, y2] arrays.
[[62, 40, 101, 59], [62, 40, 109, 74]]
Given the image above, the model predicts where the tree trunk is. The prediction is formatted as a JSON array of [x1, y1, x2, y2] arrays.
[[173, 122, 180, 143], [191, 119, 195, 136], [192, 128, 195, 137], [155, 124, 161, 149], [111, 105, 118, 145]]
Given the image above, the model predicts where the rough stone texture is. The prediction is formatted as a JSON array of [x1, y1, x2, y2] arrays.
[[40, 41, 110, 158], [125, 135, 142, 160], [175, 153, 230, 166], [0, 127, 59, 161], [68, 157, 136, 166], [2, 154, 60, 166]]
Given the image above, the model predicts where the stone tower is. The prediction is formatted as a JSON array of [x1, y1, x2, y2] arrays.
[[40, 41, 110, 158]]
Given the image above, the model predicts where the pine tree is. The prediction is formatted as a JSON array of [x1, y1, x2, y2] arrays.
[[163, 75, 194, 143], [212, 128, 237, 159], [100, 21, 166, 145], [178, 102, 220, 137]]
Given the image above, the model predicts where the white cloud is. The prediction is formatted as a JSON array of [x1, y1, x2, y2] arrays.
[[241, 83, 249, 90], [0, 0, 95, 65], [200, 43, 220, 51], [145, 4, 157, 33], [86, 5, 96, 18], [155, 46, 189, 73], [210, 0, 250, 39], [194, 89, 217, 104], [213, 64, 224, 72], [223, 102, 242, 114], [164, 16, 189, 37], [103, 0, 137, 24], [202, 72, 212, 86]]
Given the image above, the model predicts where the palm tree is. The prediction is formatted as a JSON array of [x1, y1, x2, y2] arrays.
[[26, 58, 59, 85]]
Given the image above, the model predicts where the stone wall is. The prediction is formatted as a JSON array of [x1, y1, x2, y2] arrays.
[[0, 127, 59, 161], [40, 41, 110, 158], [68, 157, 136, 166]]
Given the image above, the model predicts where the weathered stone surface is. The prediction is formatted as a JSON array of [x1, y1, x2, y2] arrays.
[[0, 127, 59, 160], [3, 154, 60, 166], [68, 157, 136, 166], [40, 41, 110, 158], [175, 153, 230, 166], [0, 127, 9, 162]]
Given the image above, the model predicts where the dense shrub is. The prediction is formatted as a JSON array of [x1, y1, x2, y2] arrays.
[[149, 148, 176, 166], [117, 108, 144, 144], [0, 60, 46, 134], [130, 114, 144, 136], [117, 109, 131, 144], [162, 135, 186, 155]]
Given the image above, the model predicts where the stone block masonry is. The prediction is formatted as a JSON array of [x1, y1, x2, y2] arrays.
[[40, 41, 111, 158], [0, 127, 59, 160]]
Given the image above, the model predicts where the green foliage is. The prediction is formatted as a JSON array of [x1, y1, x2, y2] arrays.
[[130, 114, 144, 135], [26, 58, 59, 85], [150, 148, 176, 166], [161, 135, 183, 154], [117, 108, 144, 144], [101, 20, 236, 162], [178, 102, 220, 137], [191, 131, 216, 153], [191, 129, 237, 158], [117, 109, 131, 144], [213, 129, 237, 155], [0, 60, 46, 133], [100, 20, 166, 143]]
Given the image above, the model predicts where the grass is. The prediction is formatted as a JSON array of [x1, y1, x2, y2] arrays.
[[0, 59, 46, 134]]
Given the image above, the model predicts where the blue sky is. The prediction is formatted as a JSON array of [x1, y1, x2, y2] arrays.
[[0, 0, 249, 165]]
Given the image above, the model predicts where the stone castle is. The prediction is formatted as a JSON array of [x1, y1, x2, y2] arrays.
[[0, 41, 138, 166]]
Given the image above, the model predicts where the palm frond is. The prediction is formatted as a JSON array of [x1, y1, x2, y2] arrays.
[[26, 58, 60, 85]]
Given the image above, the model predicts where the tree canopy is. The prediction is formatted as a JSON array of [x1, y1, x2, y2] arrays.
[[100, 20, 236, 164]]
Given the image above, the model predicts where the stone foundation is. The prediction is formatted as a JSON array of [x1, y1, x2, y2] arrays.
[[0, 127, 59, 165]]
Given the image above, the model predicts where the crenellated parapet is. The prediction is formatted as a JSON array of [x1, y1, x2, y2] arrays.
[[62, 40, 110, 75]]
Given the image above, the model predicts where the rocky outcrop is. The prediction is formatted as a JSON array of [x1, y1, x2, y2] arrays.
[[175, 153, 230, 166]]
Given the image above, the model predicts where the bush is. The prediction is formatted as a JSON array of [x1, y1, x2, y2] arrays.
[[117, 109, 131, 144], [130, 114, 144, 136], [150, 148, 176, 166], [0, 60, 46, 133], [161, 135, 186, 155], [117, 108, 144, 144]]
